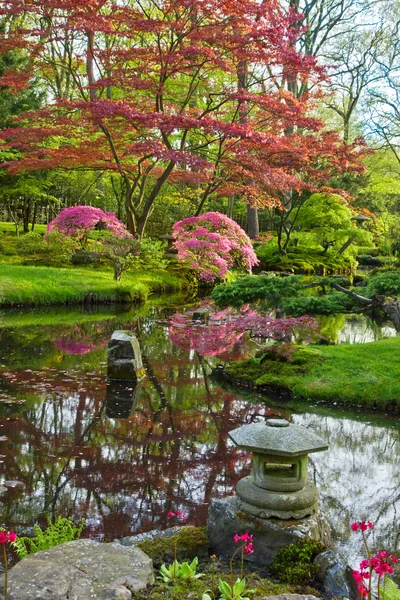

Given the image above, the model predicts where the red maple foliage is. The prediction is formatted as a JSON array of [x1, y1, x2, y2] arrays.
[[0, 0, 366, 235]]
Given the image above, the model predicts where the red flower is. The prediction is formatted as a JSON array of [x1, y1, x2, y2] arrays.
[[244, 542, 254, 555], [358, 584, 369, 598], [6, 532, 16, 543], [350, 523, 359, 531], [0, 532, 7, 544], [167, 511, 175, 517]]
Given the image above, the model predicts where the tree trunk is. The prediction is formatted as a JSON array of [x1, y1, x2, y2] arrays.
[[247, 205, 259, 239], [338, 236, 356, 256], [31, 203, 38, 231]]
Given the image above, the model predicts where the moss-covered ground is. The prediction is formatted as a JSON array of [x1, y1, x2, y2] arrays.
[[224, 339, 400, 409], [133, 527, 313, 600]]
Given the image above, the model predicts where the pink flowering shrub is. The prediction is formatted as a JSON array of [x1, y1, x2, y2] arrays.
[[172, 212, 258, 282], [168, 303, 318, 358], [47, 206, 130, 248], [351, 520, 399, 600]]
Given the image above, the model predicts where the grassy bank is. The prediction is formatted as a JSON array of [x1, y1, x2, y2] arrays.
[[224, 338, 400, 409], [0, 264, 195, 307]]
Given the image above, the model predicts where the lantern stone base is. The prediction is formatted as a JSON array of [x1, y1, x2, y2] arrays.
[[206, 495, 331, 567], [236, 477, 318, 520]]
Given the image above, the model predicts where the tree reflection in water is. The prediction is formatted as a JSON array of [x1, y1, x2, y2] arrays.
[[0, 306, 398, 569]]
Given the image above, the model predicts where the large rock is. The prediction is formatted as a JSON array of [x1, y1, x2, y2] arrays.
[[107, 331, 145, 381], [207, 496, 331, 567], [0, 539, 154, 600], [314, 550, 353, 599]]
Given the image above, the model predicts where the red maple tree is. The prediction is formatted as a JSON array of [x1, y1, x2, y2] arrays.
[[0, 0, 365, 235]]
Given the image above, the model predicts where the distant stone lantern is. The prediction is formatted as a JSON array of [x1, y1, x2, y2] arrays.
[[351, 214, 370, 228], [229, 419, 328, 520]]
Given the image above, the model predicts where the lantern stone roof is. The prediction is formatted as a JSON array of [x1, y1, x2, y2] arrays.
[[351, 214, 370, 221], [229, 419, 328, 458]]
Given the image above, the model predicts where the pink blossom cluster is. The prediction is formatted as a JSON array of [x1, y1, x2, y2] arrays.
[[351, 521, 399, 598], [353, 552, 399, 598], [0, 531, 16, 544], [351, 521, 374, 532], [168, 303, 318, 357], [234, 532, 254, 555], [47, 206, 131, 243], [172, 212, 258, 282], [167, 510, 187, 521]]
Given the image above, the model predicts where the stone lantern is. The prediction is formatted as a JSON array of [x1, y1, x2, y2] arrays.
[[229, 418, 328, 519], [351, 214, 370, 228]]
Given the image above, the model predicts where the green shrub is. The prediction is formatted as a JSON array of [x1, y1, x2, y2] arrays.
[[12, 516, 85, 559], [281, 292, 358, 316], [357, 246, 380, 257], [15, 231, 77, 266], [212, 275, 305, 308], [270, 539, 327, 585], [366, 270, 400, 296]]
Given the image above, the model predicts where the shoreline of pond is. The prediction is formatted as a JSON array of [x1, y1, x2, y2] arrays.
[[0, 264, 198, 308], [217, 339, 400, 412]]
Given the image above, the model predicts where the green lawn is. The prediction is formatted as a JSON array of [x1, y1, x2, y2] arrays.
[[225, 338, 400, 409], [0, 222, 46, 234], [0, 264, 191, 307]]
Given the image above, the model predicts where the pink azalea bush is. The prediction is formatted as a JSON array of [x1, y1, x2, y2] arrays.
[[47, 206, 130, 248], [172, 212, 258, 282]]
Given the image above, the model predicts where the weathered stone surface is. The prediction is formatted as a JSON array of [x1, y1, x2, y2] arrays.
[[229, 420, 329, 458], [236, 478, 318, 519], [107, 331, 145, 381], [314, 550, 353, 599], [105, 380, 143, 419], [207, 496, 331, 567], [0, 539, 154, 600]]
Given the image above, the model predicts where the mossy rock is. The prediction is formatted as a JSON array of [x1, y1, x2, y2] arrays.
[[136, 526, 209, 566]]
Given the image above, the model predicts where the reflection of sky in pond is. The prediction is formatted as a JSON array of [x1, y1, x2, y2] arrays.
[[0, 305, 398, 571], [318, 314, 399, 345]]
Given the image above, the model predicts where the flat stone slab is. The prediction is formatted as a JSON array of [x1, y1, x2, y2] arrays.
[[207, 496, 331, 567], [0, 539, 154, 600]]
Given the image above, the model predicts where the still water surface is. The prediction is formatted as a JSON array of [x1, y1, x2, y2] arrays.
[[0, 304, 398, 567]]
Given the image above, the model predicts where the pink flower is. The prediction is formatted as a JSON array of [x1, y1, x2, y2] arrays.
[[244, 542, 254, 555], [168, 511, 175, 517], [0, 532, 7, 544], [392, 555, 399, 564], [351, 520, 374, 533], [358, 584, 369, 598], [353, 570, 364, 584], [234, 534, 240, 543]]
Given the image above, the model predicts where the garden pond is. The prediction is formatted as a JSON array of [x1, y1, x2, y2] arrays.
[[0, 301, 399, 570]]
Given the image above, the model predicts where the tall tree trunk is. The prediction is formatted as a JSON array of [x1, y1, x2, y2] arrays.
[[236, 59, 259, 238]]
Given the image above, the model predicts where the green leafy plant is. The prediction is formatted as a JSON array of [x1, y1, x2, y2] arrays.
[[382, 578, 400, 600], [217, 577, 255, 600], [11, 516, 85, 559], [270, 538, 326, 585], [159, 557, 203, 583]]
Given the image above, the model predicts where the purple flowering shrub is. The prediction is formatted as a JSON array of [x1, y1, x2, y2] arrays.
[[47, 206, 130, 248], [172, 212, 258, 282]]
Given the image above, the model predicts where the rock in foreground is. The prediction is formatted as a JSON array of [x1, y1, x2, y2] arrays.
[[0, 539, 154, 600]]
